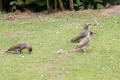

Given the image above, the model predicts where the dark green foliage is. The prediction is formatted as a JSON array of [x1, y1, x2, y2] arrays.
[[1, 0, 120, 12], [74, 0, 84, 10], [97, 3, 104, 9], [110, 0, 120, 5], [10, 1, 17, 11], [26, 0, 46, 6], [10, 0, 26, 12]]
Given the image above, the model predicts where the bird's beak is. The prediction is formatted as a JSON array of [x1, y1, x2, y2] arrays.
[[88, 24, 92, 27]]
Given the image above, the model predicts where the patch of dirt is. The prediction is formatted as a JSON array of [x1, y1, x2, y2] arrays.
[[2, 10, 39, 20], [1, 5, 120, 21], [39, 63, 69, 75], [101, 5, 120, 15], [39, 64, 57, 71], [5, 30, 30, 38]]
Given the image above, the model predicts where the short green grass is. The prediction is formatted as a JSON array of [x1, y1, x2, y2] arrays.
[[0, 11, 120, 80]]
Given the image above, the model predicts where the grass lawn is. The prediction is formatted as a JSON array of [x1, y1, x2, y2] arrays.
[[0, 11, 120, 80]]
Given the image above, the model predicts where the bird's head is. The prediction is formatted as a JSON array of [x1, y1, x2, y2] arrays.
[[28, 45, 32, 54], [86, 23, 91, 26], [89, 31, 95, 36], [84, 24, 91, 29]]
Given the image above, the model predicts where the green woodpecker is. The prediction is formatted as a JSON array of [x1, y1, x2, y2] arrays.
[[57, 31, 95, 54], [69, 31, 95, 53], [6, 42, 32, 54], [70, 24, 91, 43]]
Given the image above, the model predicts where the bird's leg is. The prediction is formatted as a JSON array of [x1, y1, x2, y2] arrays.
[[78, 38, 82, 42], [15, 50, 21, 54], [20, 50, 23, 54], [15, 49, 24, 54], [81, 49, 85, 52], [20, 50, 25, 56], [19, 50, 25, 55], [80, 46, 87, 52]]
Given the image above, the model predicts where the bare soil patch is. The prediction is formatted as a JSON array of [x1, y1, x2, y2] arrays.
[[101, 5, 120, 15], [1, 10, 39, 20], [1, 5, 120, 21]]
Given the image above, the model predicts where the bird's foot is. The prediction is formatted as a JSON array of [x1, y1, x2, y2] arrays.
[[81, 49, 86, 52]]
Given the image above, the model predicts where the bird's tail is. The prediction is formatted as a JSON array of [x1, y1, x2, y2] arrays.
[[57, 48, 79, 54], [5, 50, 9, 53], [4, 50, 14, 53], [57, 50, 67, 54], [0, 50, 8, 56], [67, 48, 79, 53], [70, 38, 79, 43], [57, 46, 81, 55]]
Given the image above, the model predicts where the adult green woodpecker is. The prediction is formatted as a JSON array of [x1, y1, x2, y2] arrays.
[[6, 42, 32, 54], [70, 24, 91, 43]]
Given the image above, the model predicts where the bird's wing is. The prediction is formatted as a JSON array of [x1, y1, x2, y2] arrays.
[[75, 37, 90, 49], [71, 35, 81, 41], [17, 42, 28, 49], [71, 30, 87, 42], [78, 31, 87, 38], [8, 44, 20, 51]]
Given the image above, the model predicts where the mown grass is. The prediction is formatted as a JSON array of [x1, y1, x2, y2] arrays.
[[0, 11, 120, 80]]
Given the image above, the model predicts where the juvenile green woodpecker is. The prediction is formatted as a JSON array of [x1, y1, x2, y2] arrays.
[[6, 42, 32, 54], [70, 24, 91, 43]]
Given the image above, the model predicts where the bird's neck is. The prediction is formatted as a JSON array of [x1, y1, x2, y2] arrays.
[[87, 34, 91, 40], [83, 26, 88, 30], [24, 44, 30, 49]]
